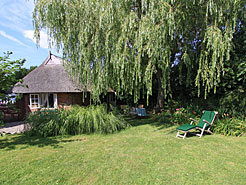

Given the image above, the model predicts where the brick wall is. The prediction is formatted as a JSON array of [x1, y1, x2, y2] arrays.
[[17, 92, 91, 117], [58, 93, 90, 107], [23, 94, 31, 114], [0, 95, 27, 122], [0, 105, 21, 123]]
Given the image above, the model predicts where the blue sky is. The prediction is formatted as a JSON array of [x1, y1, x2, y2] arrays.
[[0, 0, 60, 68]]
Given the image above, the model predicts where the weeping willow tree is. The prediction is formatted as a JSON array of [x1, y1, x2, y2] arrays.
[[33, 0, 245, 110]]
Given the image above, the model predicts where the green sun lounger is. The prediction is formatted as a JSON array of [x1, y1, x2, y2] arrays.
[[176, 110, 218, 139]]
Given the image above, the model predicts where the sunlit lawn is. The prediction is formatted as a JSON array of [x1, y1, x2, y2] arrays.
[[0, 116, 246, 184]]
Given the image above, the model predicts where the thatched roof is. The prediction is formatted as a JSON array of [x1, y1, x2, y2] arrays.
[[12, 53, 84, 93]]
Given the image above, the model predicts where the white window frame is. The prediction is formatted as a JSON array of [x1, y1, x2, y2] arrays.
[[30, 94, 40, 109], [30, 93, 58, 109], [53, 93, 58, 108]]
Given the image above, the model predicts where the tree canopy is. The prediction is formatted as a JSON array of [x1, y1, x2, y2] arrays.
[[0, 52, 25, 124], [0, 52, 25, 97], [33, 0, 246, 108]]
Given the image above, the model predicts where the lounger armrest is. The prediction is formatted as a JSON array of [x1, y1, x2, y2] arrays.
[[190, 118, 198, 123], [189, 118, 198, 125], [203, 119, 212, 126]]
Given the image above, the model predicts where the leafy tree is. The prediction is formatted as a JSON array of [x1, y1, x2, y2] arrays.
[[220, 18, 246, 92], [33, 0, 245, 110], [0, 52, 25, 124], [214, 17, 246, 116], [13, 66, 37, 83], [0, 52, 25, 99]]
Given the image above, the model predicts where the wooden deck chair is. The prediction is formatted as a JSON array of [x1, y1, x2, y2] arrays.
[[176, 110, 218, 139]]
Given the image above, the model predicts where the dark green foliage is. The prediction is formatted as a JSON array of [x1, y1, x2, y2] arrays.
[[218, 88, 246, 117], [168, 108, 190, 125], [0, 52, 35, 99], [0, 52, 25, 94], [13, 66, 37, 83], [169, 14, 246, 119], [161, 98, 246, 137], [153, 107, 199, 127], [221, 18, 246, 90], [26, 105, 130, 137], [26, 110, 61, 137], [214, 117, 246, 136], [0, 114, 3, 128], [0, 52, 25, 125], [156, 107, 246, 137], [174, 90, 246, 119]]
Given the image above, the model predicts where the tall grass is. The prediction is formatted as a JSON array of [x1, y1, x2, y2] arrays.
[[214, 117, 246, 136], [26, 105, 130, 137]]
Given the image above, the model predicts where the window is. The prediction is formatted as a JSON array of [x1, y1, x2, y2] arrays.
[[108, 93, 116, 102], [30, 94, 40, 108], [30, 93, 58, 109]]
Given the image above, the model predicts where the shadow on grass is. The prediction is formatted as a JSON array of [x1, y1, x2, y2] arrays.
[[0, 134, 82, 150], [125, 114, 213, 137], [125, 114, 177, 130]]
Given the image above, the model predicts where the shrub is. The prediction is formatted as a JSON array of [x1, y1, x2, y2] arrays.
[[25, 110, 63, 137], [0, 111, 3, 126], [218, 89, 246, 117], [26, 105, 130, 137], [121, 105, 131, 114], [154, 108, 198, 126], [214, 117, 246, 136]]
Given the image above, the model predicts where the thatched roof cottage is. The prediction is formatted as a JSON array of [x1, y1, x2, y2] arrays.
[[13, 52, 116, 115]]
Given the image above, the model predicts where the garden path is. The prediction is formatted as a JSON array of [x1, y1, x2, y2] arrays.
[[0, 121, 29, 135]]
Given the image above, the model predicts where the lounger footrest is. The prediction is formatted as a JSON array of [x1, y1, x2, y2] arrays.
[[176, 124, 196, 131]]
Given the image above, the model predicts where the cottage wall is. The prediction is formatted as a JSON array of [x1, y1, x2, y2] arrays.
[[58, 93, 90, 107], [20, 93, 90, 115], [16, 92, 115, 120], [17, 94, 32, 115], [24, 94, 31, 114]]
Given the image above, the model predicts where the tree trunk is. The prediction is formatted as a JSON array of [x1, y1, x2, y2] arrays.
[[154, 67, 165, 113]]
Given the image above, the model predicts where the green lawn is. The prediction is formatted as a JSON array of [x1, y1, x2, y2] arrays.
[[1, 116, 246, 184]]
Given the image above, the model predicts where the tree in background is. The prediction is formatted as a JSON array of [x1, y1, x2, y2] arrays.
[[168, 13, 246, 116], [33, 0, 245, 111], [0, 52, 25, 125], [0, 52, 25, 100], [215, 17, 246, 116], [220, 18, 246, 92], [13, 66, 37, 84]]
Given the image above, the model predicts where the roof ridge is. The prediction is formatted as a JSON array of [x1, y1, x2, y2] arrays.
[[39, 52, 63, 66]]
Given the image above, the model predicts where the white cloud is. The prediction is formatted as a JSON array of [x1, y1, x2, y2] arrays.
[[0, 0, 34, 32], [23, 30, 51, 49], [0, 30, 28, 47]]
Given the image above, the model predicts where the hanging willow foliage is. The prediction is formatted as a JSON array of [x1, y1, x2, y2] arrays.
[[33, 0, 245, 105]]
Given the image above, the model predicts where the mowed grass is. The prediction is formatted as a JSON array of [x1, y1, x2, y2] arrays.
[[0, 116, 246, 185]]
